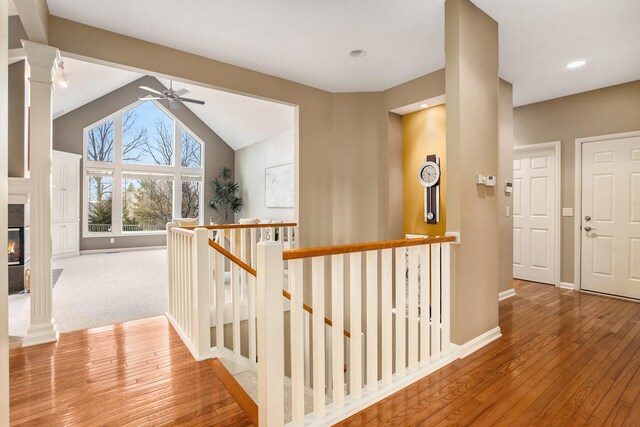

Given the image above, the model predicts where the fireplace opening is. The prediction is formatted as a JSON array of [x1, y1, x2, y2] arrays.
[[8, 228, 24, 266]]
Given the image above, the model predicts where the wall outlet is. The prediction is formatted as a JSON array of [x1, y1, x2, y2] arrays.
[[110, 238, 115, 244], [562, 208, 573, 217]]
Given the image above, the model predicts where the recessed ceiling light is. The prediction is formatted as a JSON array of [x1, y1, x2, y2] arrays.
[[566, 60, 586, 69], [349, 49, 366, 58], [420, 103, 429, 108]]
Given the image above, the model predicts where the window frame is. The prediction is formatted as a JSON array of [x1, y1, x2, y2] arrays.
[[82, 97, 205, 238]]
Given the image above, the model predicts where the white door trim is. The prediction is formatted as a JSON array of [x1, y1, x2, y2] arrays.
[[513, 141, 561, 287], [573, 130, 640, 291]]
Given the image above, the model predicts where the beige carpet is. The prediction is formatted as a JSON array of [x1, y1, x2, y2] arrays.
[[9, 249, 168, 337]]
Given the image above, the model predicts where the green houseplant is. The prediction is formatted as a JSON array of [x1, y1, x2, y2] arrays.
[[208, 167, 243, 223]]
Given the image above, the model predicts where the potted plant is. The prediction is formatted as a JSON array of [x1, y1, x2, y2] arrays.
[[208, 167, 243, 224]]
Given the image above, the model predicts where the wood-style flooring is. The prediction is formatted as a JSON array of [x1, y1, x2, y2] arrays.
[[337, 280, 640, 426], [9, 316, 253, 426], [10, 280, 640, 426]]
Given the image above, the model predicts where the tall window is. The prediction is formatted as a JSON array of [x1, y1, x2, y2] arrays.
[[84, 99, 204, 236]]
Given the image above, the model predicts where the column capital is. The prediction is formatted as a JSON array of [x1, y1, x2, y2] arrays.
[[21, 40, 60, 84]]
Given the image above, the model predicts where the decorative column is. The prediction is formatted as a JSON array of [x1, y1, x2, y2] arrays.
[[22, 40, 61, 346]]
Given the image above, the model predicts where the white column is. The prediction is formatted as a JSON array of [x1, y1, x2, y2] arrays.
[[22, 41, 61, 347]]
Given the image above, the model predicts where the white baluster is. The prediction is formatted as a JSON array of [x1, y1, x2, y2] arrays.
[[331, 254, 345, 408], [381, 248, 393, 384], [408, 246, 419, 369], [167, 224, 175, 318], [349, 252, 362, 399], [312, 256, 326, 416], [304, 311, 311, 388], [441, 242, 451, 355], [256, 241, 284, 426], [366, 250, 378, 391], [395, 247, 406, 376], [250, 228, 257, 267], [431, 243, 441, 360], [241, 228, 247, 301], [248, 274, 257, 362], [419, 244, 431, 364], [215, 249, 225, 350], [290, 259, 305, 425], [230, 232, 240, 354]]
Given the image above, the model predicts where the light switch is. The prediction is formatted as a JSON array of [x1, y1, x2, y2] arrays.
[[562, 208, 573, 217]]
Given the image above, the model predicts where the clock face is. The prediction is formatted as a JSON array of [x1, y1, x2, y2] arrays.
[[419, 161, 440, 187]]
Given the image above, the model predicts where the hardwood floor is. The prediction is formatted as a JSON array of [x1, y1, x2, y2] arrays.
[[10, 280, 640, 426], [9, 316, 253, 426], [337, 280, 640, 426]]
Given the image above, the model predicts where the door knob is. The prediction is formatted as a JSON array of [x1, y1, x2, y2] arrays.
[[584, 225, 596, 232]]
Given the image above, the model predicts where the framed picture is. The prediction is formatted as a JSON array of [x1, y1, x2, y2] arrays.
[[265, 163, 294, 208]]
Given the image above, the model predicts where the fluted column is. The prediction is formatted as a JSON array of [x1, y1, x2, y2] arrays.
[[22, 40, 60, 346]]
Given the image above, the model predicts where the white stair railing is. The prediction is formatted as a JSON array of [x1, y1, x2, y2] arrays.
[[257, 235, 455, 426]]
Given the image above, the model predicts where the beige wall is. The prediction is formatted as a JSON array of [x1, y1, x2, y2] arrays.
[[498, 79, 514, 293], [52, 75, 234, 251], [234, 130, 295, 222], [446, 0, 500, 344], [8, 15, 27, 49], [402, 105, 447, 237], [8, 60, 26, 177], [514, 80, 640, 283]]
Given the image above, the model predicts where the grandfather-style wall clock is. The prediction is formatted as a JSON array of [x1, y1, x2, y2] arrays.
[[418, 154, 441, 224]]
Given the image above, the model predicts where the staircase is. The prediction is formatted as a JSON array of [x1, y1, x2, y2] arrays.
[[166, 222, 456, 426]]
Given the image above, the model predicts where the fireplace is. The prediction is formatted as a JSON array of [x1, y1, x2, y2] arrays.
[[8, 204, 30, 294]]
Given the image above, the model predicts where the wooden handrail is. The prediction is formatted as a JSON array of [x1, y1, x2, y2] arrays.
[[183, 222, 297, 231], [208, 238, 350, 338], [208, 239, 257, 276], [282, 235, 456, 260]]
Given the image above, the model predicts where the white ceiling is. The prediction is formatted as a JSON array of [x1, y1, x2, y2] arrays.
[[8, 0, 17, 16], [53, 58, 142, 119], [46, 0, 445, 93], [473, 0, 640, 106], [156, 78, 295, 151], [54, 58, 294, 150], [47, 0, 640, 107]]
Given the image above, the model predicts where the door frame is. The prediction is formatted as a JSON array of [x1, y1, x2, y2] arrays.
[[573, 130, 640, 291], [513, 140, 561, 287]]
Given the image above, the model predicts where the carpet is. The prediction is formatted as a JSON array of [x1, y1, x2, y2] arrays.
[[9, 249, 168, 337]]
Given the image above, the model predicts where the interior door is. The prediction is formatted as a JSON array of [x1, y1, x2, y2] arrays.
[[581, 135, 640, 299], [513, 146, 557, 284], [62, 159, 79, 221], [52, 157, 64, 222]]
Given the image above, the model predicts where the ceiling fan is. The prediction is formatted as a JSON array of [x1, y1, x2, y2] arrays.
[[138, 81, 205, 109]]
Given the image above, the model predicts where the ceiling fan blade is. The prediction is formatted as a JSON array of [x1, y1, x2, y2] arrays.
[[140, 97, 164, 100], [139, 86, 164, 96], [174, 88, 189, 96], [180, 97, 205, 105]]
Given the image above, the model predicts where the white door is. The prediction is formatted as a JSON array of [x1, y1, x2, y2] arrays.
[[513, 145, 558, 284], [581, 136, 640, 299], [52, 223, 64, 255], [63, 223, 79, 253], [62, 159, 79, 221], [52, 157, 65, 222]]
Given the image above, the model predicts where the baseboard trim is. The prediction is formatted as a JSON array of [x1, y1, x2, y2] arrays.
[[80, 245, 166, 255], [560, 282, 575, 290], [456, 326, 502, 359], [499, 288, 516, 301]]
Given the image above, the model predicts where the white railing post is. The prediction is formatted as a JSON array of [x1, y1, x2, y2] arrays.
[[166, 223, 176, 318], [193, 228, 212, 360], [441, 242, 451, 355], [257, 241, 284, 426]]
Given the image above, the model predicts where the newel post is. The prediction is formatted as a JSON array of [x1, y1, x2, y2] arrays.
[[257, 240, 284, 426], [193, 228, 212, 360]]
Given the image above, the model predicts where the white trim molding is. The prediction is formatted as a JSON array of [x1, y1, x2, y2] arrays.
[[560, 282, 575, 290], [456, 326, 502, 359], [513, 141, 561, 288], [573, 130, 640, 292], [79, 245, 167, 255], [499, 289, 516, 301]]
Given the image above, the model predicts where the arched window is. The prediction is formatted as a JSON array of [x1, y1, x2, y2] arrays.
[[83, 99, 205, 236]]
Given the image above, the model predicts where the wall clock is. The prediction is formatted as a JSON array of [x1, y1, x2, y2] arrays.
[[418, 154, 441, 224]]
